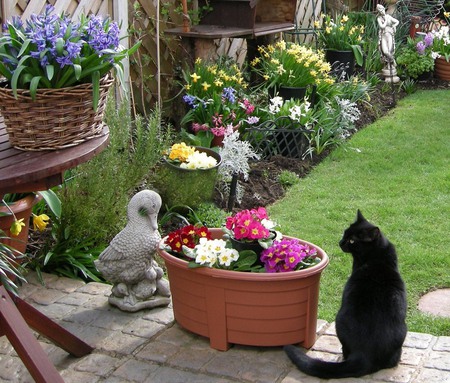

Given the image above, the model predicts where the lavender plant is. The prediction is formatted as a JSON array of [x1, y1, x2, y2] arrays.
[[0, 5, 140, 109]]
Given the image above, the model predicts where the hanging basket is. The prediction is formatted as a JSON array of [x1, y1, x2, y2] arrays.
[[0, 76, 114, 151]]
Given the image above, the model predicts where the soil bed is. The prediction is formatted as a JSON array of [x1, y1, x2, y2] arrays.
[[219, 78, 449, 211]]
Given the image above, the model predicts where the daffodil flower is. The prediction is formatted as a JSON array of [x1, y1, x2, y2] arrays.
[[190, 72, 201, 83], [10, 218, 25, 236], [201, 81, 211, 91], [33, 214, 50, 231]]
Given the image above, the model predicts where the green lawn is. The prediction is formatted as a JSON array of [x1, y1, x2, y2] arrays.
[[268, 89, 450, 335]]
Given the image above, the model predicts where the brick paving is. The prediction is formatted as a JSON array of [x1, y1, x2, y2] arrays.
[[1, 272, 449, 383]]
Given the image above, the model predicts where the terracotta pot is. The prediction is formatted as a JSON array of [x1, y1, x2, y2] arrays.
[[158, 228, 329, 351], [434, 57, 450, 81], [0, 194, 39, 254]]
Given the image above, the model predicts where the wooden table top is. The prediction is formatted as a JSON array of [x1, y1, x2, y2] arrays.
[[0, 116, 109, 196]]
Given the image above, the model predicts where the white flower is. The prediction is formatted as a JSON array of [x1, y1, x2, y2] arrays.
[[217, 248, 239, 267], [193, 238, 239, 268], [180, 151, 217, 169], [261, 218, 277, 230], [269, 96, 284, 114]]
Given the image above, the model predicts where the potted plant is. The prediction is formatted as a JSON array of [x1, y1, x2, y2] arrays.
[[250, 41, 332, 102], [315, 13, 365, 79], [397, 34, 435, 80], [180, 57, 260, 147], [431, 11, 450, 80], [153, 143, 221, 209], [1, 190, 61, 254], [158, 207, 329, 351], [244, 96, 315, 159], [0, 5, 140, 150]]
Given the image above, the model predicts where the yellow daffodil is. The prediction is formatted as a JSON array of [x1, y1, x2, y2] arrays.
[[201, 81, 211, 91], [190, 73, 201, 83], [33, 214, 50, 232], [10, 218, 25, 236], [342, 15, 349, 22]]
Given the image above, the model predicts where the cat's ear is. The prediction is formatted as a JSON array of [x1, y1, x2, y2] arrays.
[[356, 209, 365, 222], [363, 227, 381, 241]]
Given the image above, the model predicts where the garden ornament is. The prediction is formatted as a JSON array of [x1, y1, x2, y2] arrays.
[[377, 4, 400, 83], [95, 190, 171, 312]]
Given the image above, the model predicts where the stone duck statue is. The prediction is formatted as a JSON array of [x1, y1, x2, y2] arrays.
[[95, 190, 171, 312]]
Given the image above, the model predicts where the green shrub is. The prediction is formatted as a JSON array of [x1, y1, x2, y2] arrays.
[[29, 99, 172, 281], [278, 170, 300, 189]]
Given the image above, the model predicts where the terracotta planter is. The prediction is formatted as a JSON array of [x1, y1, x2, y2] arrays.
[[434, 57, 450, 81], [0, 194, 39, 254], [158, 228, 329, 351]]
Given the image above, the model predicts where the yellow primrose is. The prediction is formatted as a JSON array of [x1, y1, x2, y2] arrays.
[[10, 218, 25, 237], [190, 73, 201, 83], [33, 214, 50, 232]]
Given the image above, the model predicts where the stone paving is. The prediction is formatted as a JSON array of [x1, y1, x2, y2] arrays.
[[1, 272, 449, 383]]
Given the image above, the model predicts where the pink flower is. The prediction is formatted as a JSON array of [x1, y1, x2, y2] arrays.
[[261, 239, 317, 272], [225, 207, 271, 240]]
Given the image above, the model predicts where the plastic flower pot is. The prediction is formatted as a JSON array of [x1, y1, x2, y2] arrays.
[[155, 147, 221, 209], [325, 49, 356, 80], [158, 228, 329, 351]]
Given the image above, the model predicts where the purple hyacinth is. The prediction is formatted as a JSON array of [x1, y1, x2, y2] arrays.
[[416, 41, 426, 55], [85, 16, 120, 53], [423, 32, 434, 48], [222, 87, 236, 103], [183, 94, 198, 108]]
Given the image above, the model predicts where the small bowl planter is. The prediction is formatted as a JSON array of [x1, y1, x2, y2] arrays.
[[158, 228, 329, 351], [154, 146, 221, 209]]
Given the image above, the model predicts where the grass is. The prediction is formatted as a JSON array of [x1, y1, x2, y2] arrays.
[[268, 89, 450, 336]]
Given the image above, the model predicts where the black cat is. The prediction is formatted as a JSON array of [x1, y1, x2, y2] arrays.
[[284, 210, 407, 379]]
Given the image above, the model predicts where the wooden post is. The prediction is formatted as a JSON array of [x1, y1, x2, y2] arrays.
[[181, 0, 190, 32]]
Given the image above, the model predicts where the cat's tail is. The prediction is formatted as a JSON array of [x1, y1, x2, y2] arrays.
[[284, 345, 372, 379]]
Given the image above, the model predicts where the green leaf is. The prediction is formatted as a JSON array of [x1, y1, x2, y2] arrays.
[[29, 76, 41, 97], [92, 70, 100, 111], [351, 45, 364, 67], [38, 190, 62, 219], [45, 65, 54, 81]]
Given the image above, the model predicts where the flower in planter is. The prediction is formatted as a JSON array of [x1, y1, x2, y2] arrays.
[[431, 12, 450, 62], [250, 41, 333, 89], [397, 34, 435, 79], [165, 143, 218, 169], [223, 207, 278, 242], [180, 57, 260, 147], [0, 5, 140, 109], [161, 207, 321, 273], [165, 224, 212, 254], [261, 238, 318, 273], [1, 190, 61, 237], [314, 13, 365, 66]]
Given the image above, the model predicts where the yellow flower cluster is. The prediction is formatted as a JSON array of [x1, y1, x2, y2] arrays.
[[252, 41, 333, 87], [184, 57, 247, 96], [168, 142, 196, 162]]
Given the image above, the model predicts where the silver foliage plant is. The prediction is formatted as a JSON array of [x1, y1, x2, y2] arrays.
[[217, 131, 260, 204]]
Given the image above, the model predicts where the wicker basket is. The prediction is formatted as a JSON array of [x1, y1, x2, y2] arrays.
[[0, 75, 114, 151]]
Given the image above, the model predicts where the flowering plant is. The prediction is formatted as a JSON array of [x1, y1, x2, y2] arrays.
[[265, 96, 315, 128], [431, 12, 450, 62], [1, 190, 61, 237], [0, 5, 140, 109], [181, 57, 260, 146], [261, 238, 318, 273], [161, 208, 321, 273], [397, 34, 435, 79], [314, 13, 365, 66], [250, 41, 333, 89], [164, 143, 218, 170]]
